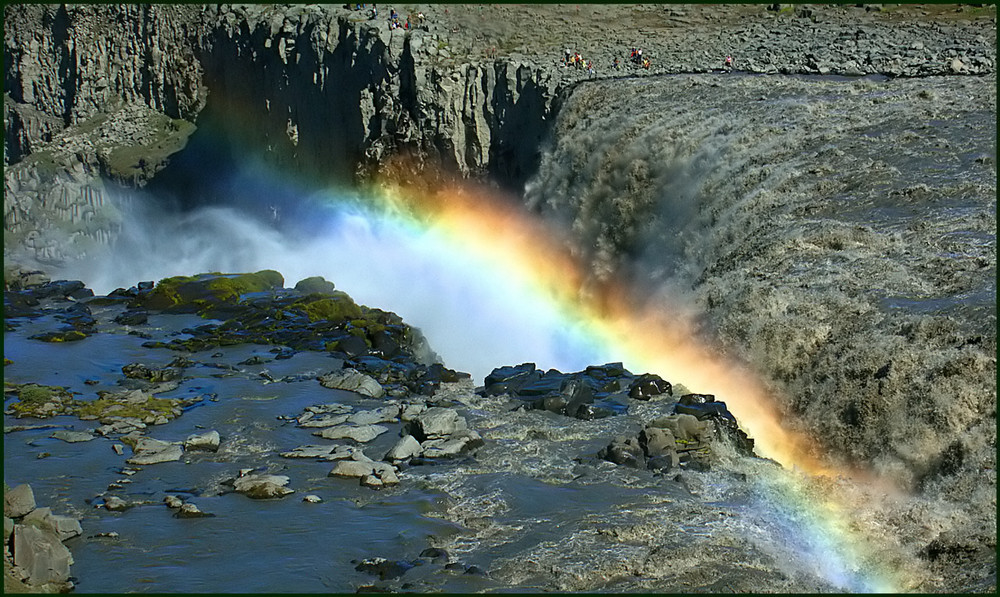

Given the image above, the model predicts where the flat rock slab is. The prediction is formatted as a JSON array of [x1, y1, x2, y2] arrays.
[[305, 403, 353, 415], [50, 430, 96, 443], [297, 414, 351, 428], [319, 369, 384, 398], [184, 430, 220, 452], [329, 459, 397, 479], [127, 438, 184, 464], [280, 444, 360, 460], [232, 474, 293, 499], [313, 424, 388, 443], [348, 405, 401, 425]]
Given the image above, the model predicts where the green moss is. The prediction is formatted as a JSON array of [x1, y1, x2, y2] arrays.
[[74, 394, 180, 422], [104, 115, 196, 181], [6, 384, 74, 417], [141, 271, 284, 311], [293, 293, 363, 322]]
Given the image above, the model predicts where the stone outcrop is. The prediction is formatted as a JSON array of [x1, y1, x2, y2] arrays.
[[3, 484, 81, 591]]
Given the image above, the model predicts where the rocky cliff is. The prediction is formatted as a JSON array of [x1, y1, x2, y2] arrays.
[[4, 3, 996, 264]]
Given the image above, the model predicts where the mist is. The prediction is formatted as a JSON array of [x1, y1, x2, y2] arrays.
[[58, 185, 617, 383]]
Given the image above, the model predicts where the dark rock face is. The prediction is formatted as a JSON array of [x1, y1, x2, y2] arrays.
[[481, 362, 662, 419]]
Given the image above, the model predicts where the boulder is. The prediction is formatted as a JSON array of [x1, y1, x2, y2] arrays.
[[348, 405, 402, 425], [232, 474, 294, 499], [184, 430, 221, 452], [598, 436, 645, 468], [421, 430, 485, 458], [21, 508, 82, 541], [628, 374, 673, 400], [12, 524, 73, 584], [50, 430, 96, 443], [400, 403, 428, 422], [384, 435, 422, 461], [355, 557, 416, 580], [360, 468, 400, 488], [482, 363, 542, 395], [5, 484, 37, 518], [175, 503, 214, 518], [408, 407, 467, 441], [164, 495, 184, 509], [114, 310, 149, 325], [313, 424, 389, 443], [104, 496, 129, 511], [330, 458, 397, 480], [319, 368, 384, 398], [296, 413, 351, 427], [649, 413, 711, 443], [127, 437, 184, 464], [294, 276, 337, 295], [280, 444, 360, 460]]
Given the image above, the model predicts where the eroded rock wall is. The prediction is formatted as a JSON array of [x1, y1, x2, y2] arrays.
[[4, 4, 561, 263]]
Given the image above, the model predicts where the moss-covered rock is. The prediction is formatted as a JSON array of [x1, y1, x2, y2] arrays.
[[294, 276, 337, 295], [74, 389, 183, 424], [292, 293, 363, 322], [136, 270, 284, 311], [27, 329, 89, 342], [4, 384, 77, 418]]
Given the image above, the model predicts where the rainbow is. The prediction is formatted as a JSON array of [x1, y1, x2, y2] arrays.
[[326, 164, 911, 593]]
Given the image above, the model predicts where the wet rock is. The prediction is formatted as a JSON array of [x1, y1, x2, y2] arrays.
[[305, 403, 353, 415], [360, 468, 401, 488], [4, 484, 37, 518], [319, 368, 384, 398], [384, 435, 422, 461], [21, 508, 83, 542], [407, 407, 467, 441], [598, 436, 645, 468], [303, 494, 323, 503], [184, 430, 221, 452], [103, 496, 129, 511], [28, 328, 89, 342], [126, 437, 184, 465], [348, 405, 402, 425], [628, 373, 672, 400], [175, 503, 214, 518], [164, 495, 184, 508], [231, 474, 294, 499], [12, 524, 73, 584], [281, 444, 360, 460], [330, 458, 397, 480], [400, 402, 429, 422], [111, 444, 125, 455], [419, 547, 449, 562], [122, 363, 184, 383], [239, 355, 272, 365], [114, 309, 148, 325], [50, 430, 96, 443], [355, 557, 416, 580], [313, 424, 389, 443], [482, 363, 542, 395], [297, 413, 351, 427], [420, 430, 485, 458]]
